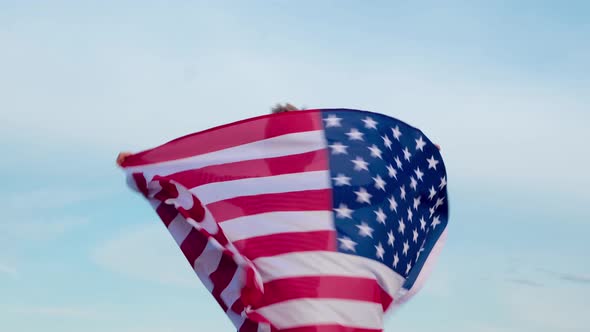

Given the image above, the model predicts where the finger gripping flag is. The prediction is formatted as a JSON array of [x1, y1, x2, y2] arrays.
[[121, 109, 449, 332]]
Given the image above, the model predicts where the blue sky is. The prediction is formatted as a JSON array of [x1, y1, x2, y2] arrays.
[[0, 1, 589, 331]]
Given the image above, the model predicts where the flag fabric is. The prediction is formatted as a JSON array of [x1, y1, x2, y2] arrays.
[[121, 109, 449, 332]]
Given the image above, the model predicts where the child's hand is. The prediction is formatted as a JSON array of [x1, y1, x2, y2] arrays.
[[116, 152, 132, 166]]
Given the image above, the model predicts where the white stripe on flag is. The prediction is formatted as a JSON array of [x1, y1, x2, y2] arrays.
[[220, 211, 334, 242], [190, 171, 330, 205], [256, 323, 271, 332], [149, 199, 161, 210], [226, 308, 245, 329], [193, 238, 224, 291], [253, 251, 406, 298], [254, 298, 383, 330], [167, 214, 192, 245], [125, 130, 327, 180], [220, 268, 243, 310]]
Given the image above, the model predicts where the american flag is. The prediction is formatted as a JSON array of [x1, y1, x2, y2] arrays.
[[121, 109, 449, 332]]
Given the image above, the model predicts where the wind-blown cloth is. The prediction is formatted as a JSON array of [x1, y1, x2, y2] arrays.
[[120, 109, 449, 332]]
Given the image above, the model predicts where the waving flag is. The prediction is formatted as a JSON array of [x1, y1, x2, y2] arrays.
[[120, 109, 449, 332]]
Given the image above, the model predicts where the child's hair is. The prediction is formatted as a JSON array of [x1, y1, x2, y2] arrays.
[[271, 103, 299, 114]]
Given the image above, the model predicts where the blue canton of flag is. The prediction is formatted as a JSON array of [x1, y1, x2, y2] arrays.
[[321, 109, 449, 291]]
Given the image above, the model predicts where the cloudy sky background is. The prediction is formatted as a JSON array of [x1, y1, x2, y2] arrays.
[[1, 1, 589, 331]]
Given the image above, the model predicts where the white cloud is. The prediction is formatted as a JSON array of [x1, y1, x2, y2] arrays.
[[76, 320, 233, 332], [0, 21, 588, 206], [506, 278, 544, 288], [394, 323, 523, 332], [537, 268, 590, 285], [0, 216, 89, 241], [473, 260, 590, 331], [503, 283, 590, 330], [90, 328, 182, 332], [0, 187, 104, 241], [92, 223, 199, 288], [9, 306, 99, 319], [3, 43, 587, 199], [461, 326, 517, 332], [0, 263, 17, 279], [4, 187, 111, 211], [558, 273, 590, 284]]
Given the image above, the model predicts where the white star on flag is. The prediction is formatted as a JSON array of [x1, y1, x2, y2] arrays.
[[334, 203, 353, 219], [382, 134, 393, 149], [439, 176, 447, 190], [398, 218, 406, 234], [338, 236, 357, 252], [386, 164, 398, 179], [329, 142, 348, 155], [402, 241, 410, 255], [375, 207, 387, 224], [428, 186, 437, 200], [414, 167, 424, 181], [410, 176, 418, 190], [332, 173, 352, 186], [392, 125, 402, 140], [427, 155, 439, 170], [324, 114, 343, 127], [368, 144, 383, 159], [415, 136, 426, 151], [403, 147, 412, 161], [413, 196, 421, 210], [346, 128, 364, 141], [387, 231, 395, 246], [373, 174, 387, 191], [362, 116, 378, 129], [375, 242, 385, 260], [431, 215, 441, 229], [357, 221, 374, 238], [435, 197, 445, 209], [388, 195, 398, 212], [394, 156, 403, 170], [354, 187, 372, 204], [351, 157, 369, 171]]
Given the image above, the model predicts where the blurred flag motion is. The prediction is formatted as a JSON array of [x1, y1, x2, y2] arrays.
[[120, 109, 449, 332]]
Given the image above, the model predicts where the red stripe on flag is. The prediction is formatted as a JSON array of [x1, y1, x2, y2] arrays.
[[381, 291, 393, 312], [258, 276, 387, 307], [208, 189, 332, 223], [132, 172, 148, 197], [231, 301, 267, 332], [277, 326, 382, 332], [244, 311, 375, 332], [210, 254, 238, 312], [153, 179, 178, 202], [157, 150, 328, 189], [179, 229, 208, 263], [156, 202, 178, 227], [177, 194, 206, 224], [230, 300, 246, 320], [238, 320, 260, 332], [122, 111, 323, 167], [232, 231, 336, 260]]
